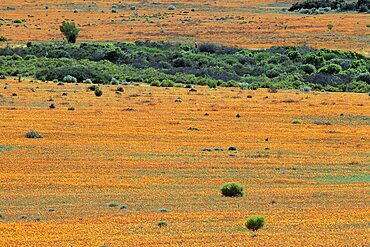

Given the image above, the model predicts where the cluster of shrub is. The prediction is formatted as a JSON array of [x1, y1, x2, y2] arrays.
[[289, 0, 370, 14], [0, 41, 368, 92]]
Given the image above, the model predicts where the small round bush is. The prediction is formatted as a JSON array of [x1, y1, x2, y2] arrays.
[[88, 85, 99, 91], [25, 130, 43, 139], [221, 182, 244, 197], [168, 5, 176, 10], [157, 221, 167, 227], [62, 75, 77, 83], [246, 215, 265, 232], [116, 87, 124, 92], [291, 119, 302, 124], [95, 88, 103, 97]]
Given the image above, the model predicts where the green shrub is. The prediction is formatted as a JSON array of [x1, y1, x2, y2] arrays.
[[25, 130, 43, 138], [157, 221, 167, 227], [150, 80, 160, 87], [266, 69, 281, 78], [356, 73, 370, 83], [245, 216, 265, 232], [160, 79, 174, 87], [60, 21, 80, 43], [304, 53, 324, 67], [318, 64, 342, 74], [83, 79, 93, 84], [95, 88, 103, 97], [0, 36, 8, 42], [88, 85, 99, 91], [221, 182, 244, 197], [287, 50, 302, 60], [291, 119, 302, 124], [63, 75, 77, 83], [300, 64, 316, 74], [208, 81, 217, 89], [116, 87, 124, 92], [300, 86, 311, 92], [347, 80, 370, 93], [13, 19, 25, 23]]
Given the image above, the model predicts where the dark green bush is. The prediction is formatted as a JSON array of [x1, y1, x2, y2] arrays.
[[289, 0, 369, 13], [0, 36, 8, 42], [157, 221, 167, 227], [356, 73, 370, 83], [88, 85, 99, 91], [347, 80, 370, 93], [318, 64, 342, 74], [304, 53, 324, 67], [221, 182, 244, 197], [95, 88, 103, 97], [25, 130, 43, 138], [245, 216, 265, 232], [300, 64, 316, 74]]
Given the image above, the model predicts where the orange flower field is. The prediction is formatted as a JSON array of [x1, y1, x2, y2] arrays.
[[0, 79, 369, 246]]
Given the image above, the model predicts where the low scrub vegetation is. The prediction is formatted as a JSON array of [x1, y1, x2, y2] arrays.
[[0, 41, 368, 92], [25, 130, 43, 138], [289, 0, 370, 14]]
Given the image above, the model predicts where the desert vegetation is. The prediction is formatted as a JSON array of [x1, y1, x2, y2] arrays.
[[0, 41, 368, 92], [289, 0, 370, 14], [0, 0, 369, 246]]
